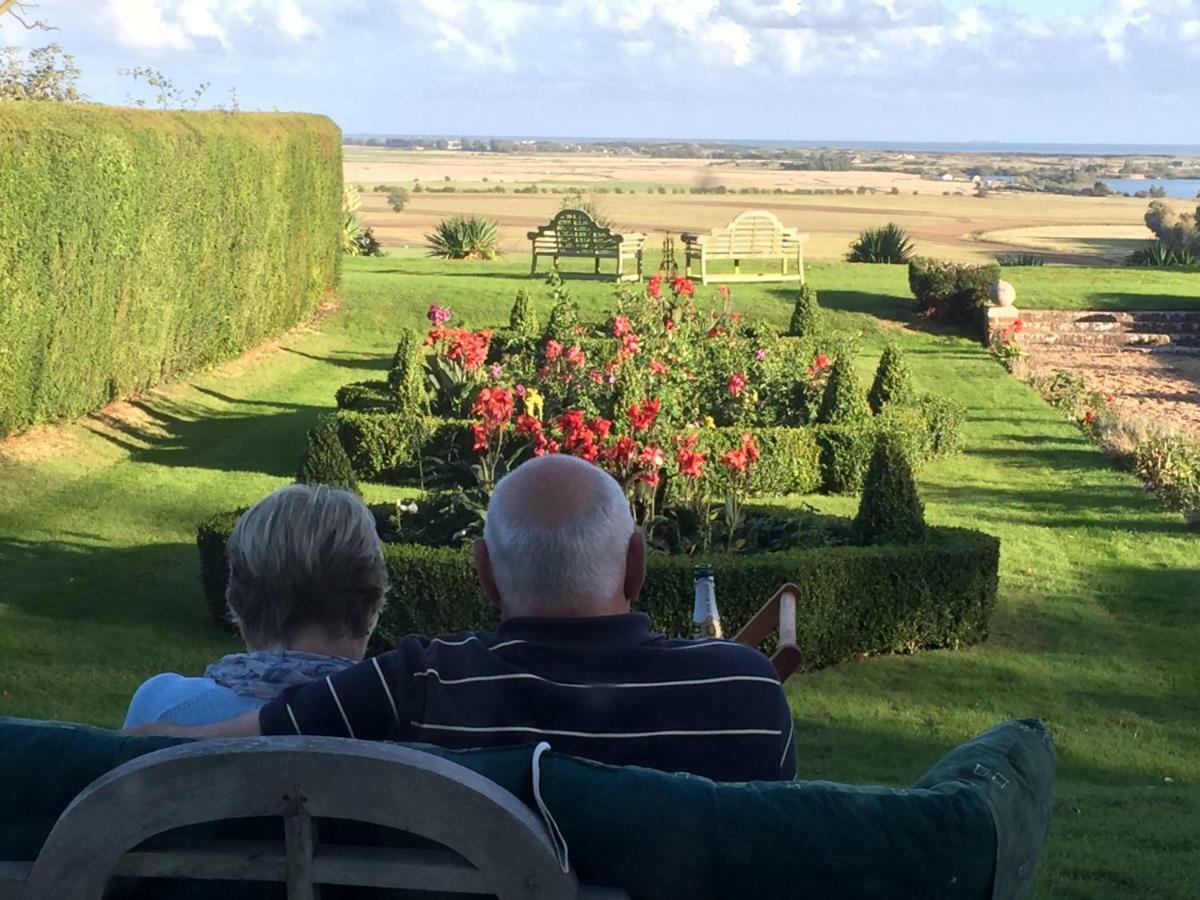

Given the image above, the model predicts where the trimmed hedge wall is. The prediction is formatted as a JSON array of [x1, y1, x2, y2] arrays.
[[197, 513, 999, 669], [0, 104, 342, 435]]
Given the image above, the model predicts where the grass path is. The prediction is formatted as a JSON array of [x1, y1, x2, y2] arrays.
[[1, 257, 1196, 897]]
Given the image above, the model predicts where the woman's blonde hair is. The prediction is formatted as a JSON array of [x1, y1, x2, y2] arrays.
[[225, 484, 387, 648]]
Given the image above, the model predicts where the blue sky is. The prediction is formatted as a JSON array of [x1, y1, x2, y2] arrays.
[[5, 1, 1199, 143]]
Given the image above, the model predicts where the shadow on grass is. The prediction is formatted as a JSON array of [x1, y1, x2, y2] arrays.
[[366, 267, 533, 282], [86, 396, 325, 478], [282, 348, 392, 371]]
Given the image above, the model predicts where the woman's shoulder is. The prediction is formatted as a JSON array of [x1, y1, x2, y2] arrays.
[[123, 673, 260, 729]]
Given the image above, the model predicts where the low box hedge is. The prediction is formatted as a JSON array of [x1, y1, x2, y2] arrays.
[[907, 258, 1001, 338], [197, 513, 999, 671]]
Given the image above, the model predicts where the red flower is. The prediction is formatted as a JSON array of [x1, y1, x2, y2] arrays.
[[444, 328, 492, 370], [636, 470, 661, 489], [592, 417, 613, 440], [676, 436, 707, 479], [727, 372, 747, 397], [647, 275, 662, 299], [1013, 319, 1024, 333], [740, 433, 760, 465], [807, 353, 832, 380], [663, 318, 676, 332], [650, 359, 670, 376], [720, 448, 748, 472], [604, 435, 638, 467], [621, 332, 641, 357], [718, 285, 730, 298], [589, 370, 604, 384], [515, 414, 542, 436], [470, 422, 489, 452], [534, 434, 560, 456], [472, 387, 514, 426], [565, 345, 587, 369], [627, 398, 661, 432], [1084, 410, 1096, 425], [707, 326, 723, 338], [559, 409, 587, 435], [639, 444, 666, 469], [1105, 394, 1115, 404], [544, 339, 563, 361], [671, 276, 695, 298], [612, 315, 632, 337]]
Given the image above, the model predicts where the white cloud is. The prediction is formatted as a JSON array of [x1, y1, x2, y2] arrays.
[[110, 0, 193, 51]]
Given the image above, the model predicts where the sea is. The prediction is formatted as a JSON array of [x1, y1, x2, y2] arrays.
[[1103, 178, 1200, 199]]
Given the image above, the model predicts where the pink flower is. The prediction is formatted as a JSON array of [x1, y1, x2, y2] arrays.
[[427, 303, 451, 325], [545, 340, 563, 361], [718, 285, 730, 299], [565, 345, 587, 369], [647, 275, 662, 299], [622, 332, 641, 357], [727, 372, 747, 397], [650, 359, 670, 376], [515, 384, 527, 398], [489, 363, 503, 379], [755, 348, 767, 362], [612, 315, 632, 337]]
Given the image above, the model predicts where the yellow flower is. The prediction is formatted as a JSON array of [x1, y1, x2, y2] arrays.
[[524, 388, 544, 420], [704, 415, 716, 429]]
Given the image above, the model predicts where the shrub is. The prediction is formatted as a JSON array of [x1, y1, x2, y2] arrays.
[[815, 424, 876, 493], [679, 427, 822, 499], [868, 344, 914, 414], [853, 433, 927, 545], [996, 253, 1044, 267], [1125, 241, 1199, 268], [1134, 433, 1200, 509], [196, 517, 999, 665], [332, 410, 433, 479], [915, 393, 967, 457], [349, 227, 383, 257], [297, 414, 359, 492], [907, 258, 1001, 333], [543, 274, 580, 341], [817, 354, 870, 425], [388, 327, 428, 415], [787, 282, 822, 338], [847, 224, 914, 264], [387, 189, 409, 212], [0, 105, 341, 436], [509, 288, 539, 335], [425, 214, 500, 260], [335, 381, 394, 412]]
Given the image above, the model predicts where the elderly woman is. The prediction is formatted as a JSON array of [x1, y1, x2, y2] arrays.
[[123, 483, 387, 728]]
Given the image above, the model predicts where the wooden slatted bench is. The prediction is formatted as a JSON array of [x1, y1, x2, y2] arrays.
[[681, 210, 809, 285], [528, 209, 645, 282], [0, 736, 628, 900]]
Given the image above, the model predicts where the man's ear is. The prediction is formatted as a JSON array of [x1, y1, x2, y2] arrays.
[[473, 538, 502, 610], [624, 530, 646, 603]]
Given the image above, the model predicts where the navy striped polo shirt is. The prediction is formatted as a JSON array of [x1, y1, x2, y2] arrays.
[[260, 613, 796, 782]]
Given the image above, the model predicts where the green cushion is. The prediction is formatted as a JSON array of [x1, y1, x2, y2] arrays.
[[535, 719, 1054, 900]]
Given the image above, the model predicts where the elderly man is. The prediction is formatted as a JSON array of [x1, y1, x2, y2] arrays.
[[140, 455, 795, 782]]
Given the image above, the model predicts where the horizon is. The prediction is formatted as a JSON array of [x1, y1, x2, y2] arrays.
[[6, 0, 1200, 145]]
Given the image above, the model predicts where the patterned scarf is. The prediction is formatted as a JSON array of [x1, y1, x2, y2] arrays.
[[204, 650, 357, 701]]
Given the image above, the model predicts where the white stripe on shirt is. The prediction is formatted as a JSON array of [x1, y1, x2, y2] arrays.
[[372, 656, 401, 729], [326, 676, 356, 739], [414, 668, 780, 689]]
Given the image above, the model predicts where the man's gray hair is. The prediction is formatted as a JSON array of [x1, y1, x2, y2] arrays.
[[484, 455, 634, 612], [226, 483, 387, 648]]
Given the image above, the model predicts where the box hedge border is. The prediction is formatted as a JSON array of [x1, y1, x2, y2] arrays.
[[0, 105, 342, 435], [197, 512, 998, 670]]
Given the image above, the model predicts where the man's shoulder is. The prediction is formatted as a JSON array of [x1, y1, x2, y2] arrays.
[[642, 638, 783, 678], [123, 673, 233, 728]]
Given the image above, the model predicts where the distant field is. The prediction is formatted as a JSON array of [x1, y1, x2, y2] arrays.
[[346, 148, 1185, 265]]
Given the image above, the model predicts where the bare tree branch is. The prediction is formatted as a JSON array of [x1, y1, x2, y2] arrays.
[[1, 0, 57, 31]]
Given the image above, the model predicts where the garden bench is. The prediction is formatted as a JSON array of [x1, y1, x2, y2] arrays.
[[528, 209, 645, 282], [681, 210, 809, 285], [0, 736, 627, 900]]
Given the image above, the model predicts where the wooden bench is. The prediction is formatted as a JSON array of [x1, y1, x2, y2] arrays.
[[0, 736, 628, 900], [528, 210, 645, 282], [681, 210, 809, 285]]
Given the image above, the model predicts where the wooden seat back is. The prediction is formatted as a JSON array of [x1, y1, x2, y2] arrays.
[[0, 736, 625, 900], [685, 210, 803, 259], [529, 209, 622, 254]]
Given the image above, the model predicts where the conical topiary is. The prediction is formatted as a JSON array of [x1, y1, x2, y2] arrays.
[[852, 432, 926, 545], [388, 327, 428, 415], [817, 353, 870, 424], [297, 415, 358, 493], [509, 287, 539, 335], [868, 342, 915, 414], [543, 271, 579, 341], [788, 282, 822, 337]]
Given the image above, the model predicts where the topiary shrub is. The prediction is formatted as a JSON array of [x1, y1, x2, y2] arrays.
[[852, 433, 927, 545], [388, 327, 428, 415], [543, 272, 580, 342], [509, 287, 539, 335], [916, 394, 967, 457], [297, 414, 358, 492], [335, 381, 394, 412], [817, 353, 870, 425], [868, 343, 915, 414], [815, 423, 876, 493], [788, 282, 822, 337]]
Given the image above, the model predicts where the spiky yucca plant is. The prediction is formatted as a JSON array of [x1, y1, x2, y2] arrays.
[[425, 214, 500, 260], [1126, 241, 1199, 268], [847, 223, 914, 264]]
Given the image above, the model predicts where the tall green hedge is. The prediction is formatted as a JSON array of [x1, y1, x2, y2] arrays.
[[196, 514, 999, 669], [0, 104, 342, 435]]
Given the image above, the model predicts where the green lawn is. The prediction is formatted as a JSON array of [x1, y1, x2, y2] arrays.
[[1004, 265, 1200, 310], [1, 257, 1197, 897]]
